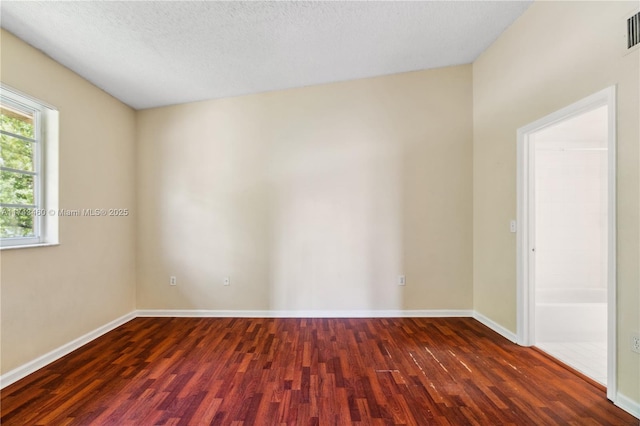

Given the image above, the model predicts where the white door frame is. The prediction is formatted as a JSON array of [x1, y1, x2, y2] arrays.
[[516, 86, 617, 400]]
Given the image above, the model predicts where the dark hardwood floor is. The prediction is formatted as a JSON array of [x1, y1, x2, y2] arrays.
[[1, 317, 637, 425]]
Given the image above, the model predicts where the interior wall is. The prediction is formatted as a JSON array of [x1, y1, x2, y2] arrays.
[[534, 106, 608, 295], [0, 29, 137, 374], [533, 107, 609, 351], [473, 1, 639, 403], [136, 65, 473, 313]]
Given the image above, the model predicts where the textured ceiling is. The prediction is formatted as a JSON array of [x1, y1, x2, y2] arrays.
[[1, 1, 532, 110]]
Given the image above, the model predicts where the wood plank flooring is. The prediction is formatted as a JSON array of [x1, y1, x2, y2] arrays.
[[1, 317, 637, 425]]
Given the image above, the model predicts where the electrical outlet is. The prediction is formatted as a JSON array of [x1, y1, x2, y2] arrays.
[[223, 276, 230, 286], [398, 275, 406, 286], [170, 276, 177, 286], [631, 333, 640, 354]]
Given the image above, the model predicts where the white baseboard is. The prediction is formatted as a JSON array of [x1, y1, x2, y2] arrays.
[[0, 312, 135, 389], [472, 311, 518, 343], [135, 309, 474, 318], [616, 392, 640, 420]]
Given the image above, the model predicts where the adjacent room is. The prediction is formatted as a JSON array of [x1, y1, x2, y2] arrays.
[[1, 1, 639, 424]]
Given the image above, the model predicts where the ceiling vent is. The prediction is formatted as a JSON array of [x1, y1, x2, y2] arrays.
[[624, 10, 640, 53]]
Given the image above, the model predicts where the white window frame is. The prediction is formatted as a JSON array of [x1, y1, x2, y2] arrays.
[[0, 85, 58, 249]]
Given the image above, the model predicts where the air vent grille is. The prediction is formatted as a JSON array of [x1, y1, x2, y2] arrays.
[[628, 11, 640, 49]]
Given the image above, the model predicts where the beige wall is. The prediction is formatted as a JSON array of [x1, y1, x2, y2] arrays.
[[136, 66, 473, 313], [0, 30, 137, 373], [473, 1, 639, 402]]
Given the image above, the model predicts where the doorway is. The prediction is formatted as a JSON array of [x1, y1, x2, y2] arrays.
[[516, 87, 616, 399]]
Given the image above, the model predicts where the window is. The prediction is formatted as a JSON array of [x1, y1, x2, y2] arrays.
[[0, 85, 58, 248]]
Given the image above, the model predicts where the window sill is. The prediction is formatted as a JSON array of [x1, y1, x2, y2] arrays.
[[0, 242, 60, 251]]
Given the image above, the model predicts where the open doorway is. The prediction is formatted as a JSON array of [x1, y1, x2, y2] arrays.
[[532, 105, 608, 384], [517, 87, 616, 399]]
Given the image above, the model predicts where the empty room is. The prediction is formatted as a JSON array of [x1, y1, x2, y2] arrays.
[[1, 1, 639, 424]]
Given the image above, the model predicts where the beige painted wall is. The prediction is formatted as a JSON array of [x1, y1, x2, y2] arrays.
[[473, 1, 639, 402], [137, 66, 473, 313], [0, 30, 137, 374]]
